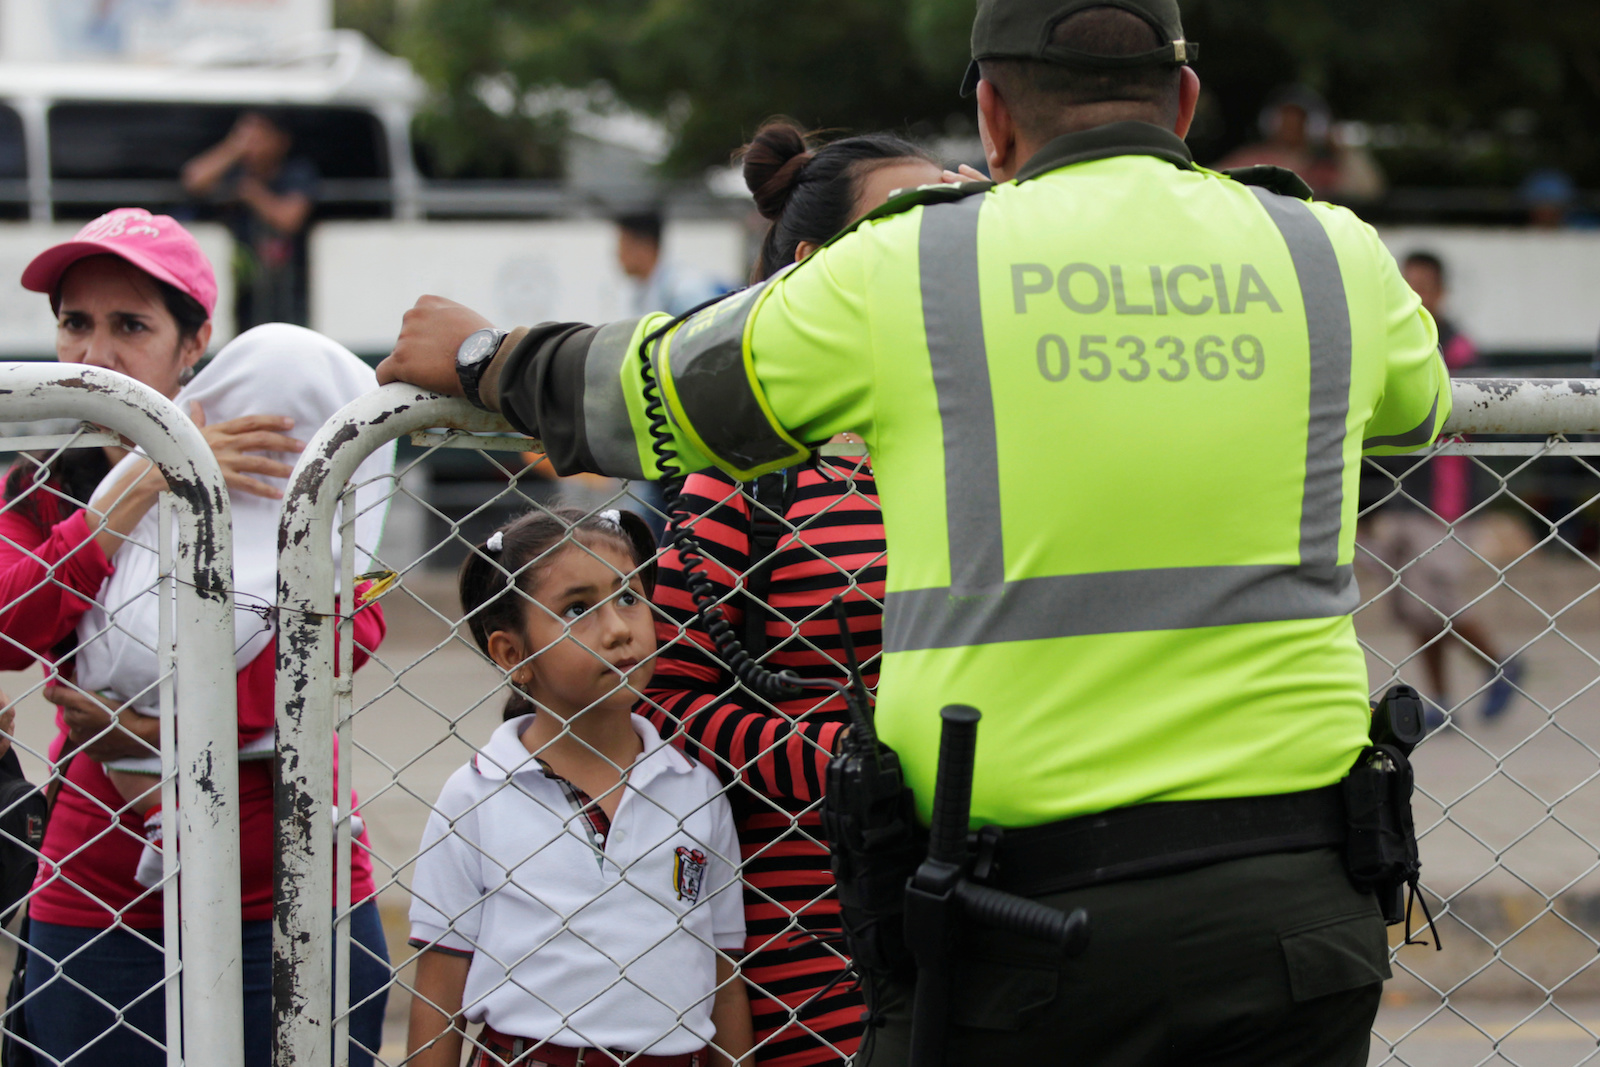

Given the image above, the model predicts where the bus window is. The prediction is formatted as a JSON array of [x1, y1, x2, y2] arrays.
[[0, 106, 25, 220], [48, 103, 392, 220]]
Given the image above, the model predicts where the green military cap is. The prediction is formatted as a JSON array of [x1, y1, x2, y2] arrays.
[[960, 0, 1198, 96]]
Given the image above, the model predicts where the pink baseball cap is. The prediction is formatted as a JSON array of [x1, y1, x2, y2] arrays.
[[21, 207, 217, 317]]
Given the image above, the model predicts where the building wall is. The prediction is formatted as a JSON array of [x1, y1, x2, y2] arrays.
[[0, 0, 332, 63]]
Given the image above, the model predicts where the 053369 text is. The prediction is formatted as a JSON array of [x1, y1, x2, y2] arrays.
[[1034, 333, 1266, 383]]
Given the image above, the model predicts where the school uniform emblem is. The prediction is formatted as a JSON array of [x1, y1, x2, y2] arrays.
[[673, 846, 707, 902]]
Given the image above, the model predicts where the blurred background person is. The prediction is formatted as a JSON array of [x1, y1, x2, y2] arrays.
[[1363, 507, 1521, 727], [616, 209, 726, 316], [1519, 168, 1599, 230], [612, 208, 729, 534], [1402, 251, 1477, 524], [1216, 84, 1384, 202], [1403, 252, 1474, 370], [1364, 249, 1520, 727], [182, 110, 318, 331], [645, 120, 945, 1067]]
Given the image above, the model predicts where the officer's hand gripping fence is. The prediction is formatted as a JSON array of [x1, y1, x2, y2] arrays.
[[903, 705, 1088, 1067], [0, 363, 242, 1067], [271, 374, 1600, 1067]]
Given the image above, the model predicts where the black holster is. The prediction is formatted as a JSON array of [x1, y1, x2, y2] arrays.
[[1342, 743, 1424, 926], [1339, 682, 1437, 947], [901, 706, 1089, 1067]]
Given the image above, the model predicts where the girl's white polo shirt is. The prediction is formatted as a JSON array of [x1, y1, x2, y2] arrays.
[[409, 713, 745, 1054]]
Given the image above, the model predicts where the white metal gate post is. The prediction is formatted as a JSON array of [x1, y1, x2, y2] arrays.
[[0, 363, 244, 1067], [1445, 378, 1600, 435], [274, 384, 511, 1067]]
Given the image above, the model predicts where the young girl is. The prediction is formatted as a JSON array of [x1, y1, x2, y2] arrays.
[[408, 507, 753, 1067]]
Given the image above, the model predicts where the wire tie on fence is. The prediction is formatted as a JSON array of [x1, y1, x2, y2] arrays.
[[171, 578, 378, 628], [355, 570, 401, 604]]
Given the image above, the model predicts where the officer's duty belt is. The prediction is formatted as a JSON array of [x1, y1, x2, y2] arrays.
[[991, 785, 1346, 897]]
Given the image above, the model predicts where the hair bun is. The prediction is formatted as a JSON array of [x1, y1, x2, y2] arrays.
[[742, 121, 814, 221]]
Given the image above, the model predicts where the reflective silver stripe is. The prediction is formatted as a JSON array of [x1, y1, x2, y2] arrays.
[[1250, 186, 1352, 577], [895, 187, 1359, 653], [582, 317, 647, 479], [1362, 393, 1440, 451], [666, 271, 806, 475], [885, 564, 1358, 652], [919, 194, 1004, 592]]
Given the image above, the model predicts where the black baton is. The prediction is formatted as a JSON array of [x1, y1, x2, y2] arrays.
[[904, 706, 1089, 1067]]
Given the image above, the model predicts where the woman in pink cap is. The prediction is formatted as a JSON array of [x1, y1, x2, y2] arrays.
[[1, 208, 390, 1067]]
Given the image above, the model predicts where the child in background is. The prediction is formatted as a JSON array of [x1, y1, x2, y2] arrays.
[[407, 507, 752, 1067]]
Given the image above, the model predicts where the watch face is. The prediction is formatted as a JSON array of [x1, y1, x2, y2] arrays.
[[457, 329, 498, 368]]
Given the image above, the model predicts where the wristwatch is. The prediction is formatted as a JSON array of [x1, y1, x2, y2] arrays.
[[456, 327, 508, 410]]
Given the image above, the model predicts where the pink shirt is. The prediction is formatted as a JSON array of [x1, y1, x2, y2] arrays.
[[0, 486, 380, 928], [1431, 327, 1477, 523]]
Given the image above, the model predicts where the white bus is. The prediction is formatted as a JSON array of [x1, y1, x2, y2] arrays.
[[0, 29, 425, 225]]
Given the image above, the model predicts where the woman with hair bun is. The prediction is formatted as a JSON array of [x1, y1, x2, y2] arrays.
[[644, 121, 961, 1066]]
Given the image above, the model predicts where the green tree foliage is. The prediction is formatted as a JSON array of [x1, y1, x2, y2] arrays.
[[348, 0, 1600, 185], [1182, 0, 1600, 184], [386, 0, 967, 177], [394, 0, 572, 178], [905, 0, 974, 94], [602, 0, 958, 170], [333, 0, 401, 49]]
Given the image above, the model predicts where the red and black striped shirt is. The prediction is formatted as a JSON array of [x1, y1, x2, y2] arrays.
[[644, 455, 884, 1067]]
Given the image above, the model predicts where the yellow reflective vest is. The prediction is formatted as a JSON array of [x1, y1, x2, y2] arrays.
[[539, 121, 1449, 828]]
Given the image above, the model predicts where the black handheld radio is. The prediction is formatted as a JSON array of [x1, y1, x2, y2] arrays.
[[819, 598, 920, 974]]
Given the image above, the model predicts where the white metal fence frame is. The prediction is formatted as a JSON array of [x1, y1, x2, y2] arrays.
[[273, 386, 511, 1067], [273, 376, 1600, 1066], [0, 363, 244, 1067]]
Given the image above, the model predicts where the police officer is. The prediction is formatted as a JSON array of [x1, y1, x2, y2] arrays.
[[379, 1, 1448, 1062]]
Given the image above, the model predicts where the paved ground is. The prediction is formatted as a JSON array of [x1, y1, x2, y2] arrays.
[[357, 544, 1600, 1058], [1372, 997, 1600, 1066], [8, 534, 1600, 1062]]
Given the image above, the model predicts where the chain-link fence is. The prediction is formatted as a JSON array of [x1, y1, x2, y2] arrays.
[[0, 363, 243, 1067], [1362, 386, 1600, 1066], [275, 379, 1600, 1067]]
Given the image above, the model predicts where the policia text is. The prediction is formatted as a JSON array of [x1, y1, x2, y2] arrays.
[[1012, 262, 1283, 316]]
